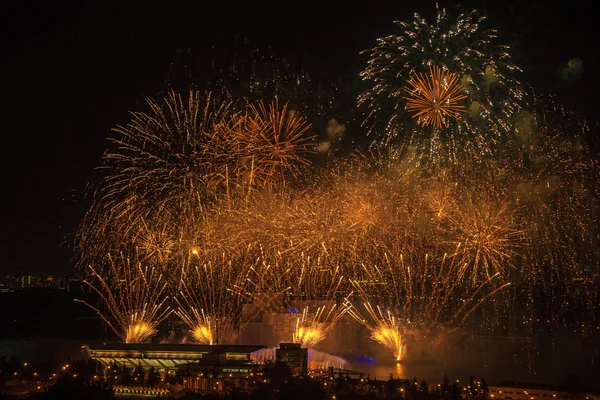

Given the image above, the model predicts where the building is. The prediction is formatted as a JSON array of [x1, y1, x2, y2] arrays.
[[490, 382, 600, 400], [276, 343, 308, 376], [87, 343, 265, 372], [87, 342, 266, 392]]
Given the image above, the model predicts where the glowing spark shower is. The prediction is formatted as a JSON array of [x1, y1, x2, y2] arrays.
[[211, 100, 315, 188], [175, 256, 248, 345], [403, 65, 467, 128], [359, 5, 526, 163], [74, 4, 600, 366], [347, 302, 405, 361], [291, 305, 347, 348], [76, 254, 172, 343]]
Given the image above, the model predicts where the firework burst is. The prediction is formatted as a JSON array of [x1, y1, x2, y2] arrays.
[[76, 91, 234, 268], [359, 5, 526, 162], [76, 254, 172, 343], [211, 100, 315, 188], [175, 256, 248, 345], [438, 193, 525, 281], [403, 65, 467, 128], [346, 302, 405, 361]]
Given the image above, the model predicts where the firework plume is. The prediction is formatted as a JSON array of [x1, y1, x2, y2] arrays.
[[403, 65, 467, 128], [175, 255, 249, 345], [76, 254, 172, 343], [359, 5, 526, 163]]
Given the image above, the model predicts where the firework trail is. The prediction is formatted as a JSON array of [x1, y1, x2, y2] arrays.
[[346, 250, 511, 358], [286, 258, 348, 348], [210, 99, 315, 189], [346, 302, 405, 361], [175, 254, 252, 345], [76, 253, 172, 343]]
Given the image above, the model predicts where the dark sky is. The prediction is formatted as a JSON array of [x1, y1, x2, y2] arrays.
[[1, 0, 597, 276]]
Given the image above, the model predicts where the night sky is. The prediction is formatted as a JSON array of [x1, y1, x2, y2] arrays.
[[1, 0, 598, 275]]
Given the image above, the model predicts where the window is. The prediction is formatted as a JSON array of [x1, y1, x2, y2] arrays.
[[226, 353, 249, 361]]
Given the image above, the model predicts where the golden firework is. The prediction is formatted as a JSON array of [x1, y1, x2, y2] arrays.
[[346, 302, 405, 361], [211, 100, 315, 188], [292, 308, 326, 348], [175, 256, 248, 345], [76, 91, 233, 269], [403, 65, 467, 128], [439, 194, 524, 281], [76, 253, 172, 343], [291, 304, 347, 348]]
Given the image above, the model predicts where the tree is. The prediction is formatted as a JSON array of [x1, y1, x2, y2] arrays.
[[420, 380, 429, 394], [385, 375, 402, 399], [262, 361, 292, 386], [28, 375, 113, 400], [278, 376, 327, 400], [118, 364, 131, 385], [441, 375, 452, 399], [133, 364, 145, 385]]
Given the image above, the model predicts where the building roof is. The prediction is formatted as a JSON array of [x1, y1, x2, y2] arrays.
[[87, 343, 266, 354], [86, 343, 267, 370]]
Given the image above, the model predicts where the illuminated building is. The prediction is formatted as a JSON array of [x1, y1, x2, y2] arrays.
[[87, 343, 265, 372], [87, 343, 267, 393], [489, 382, 600, 400], [276, 343, 308, 376]]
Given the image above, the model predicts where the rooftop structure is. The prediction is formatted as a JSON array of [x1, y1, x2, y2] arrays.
[[86, 343, 266, 372]]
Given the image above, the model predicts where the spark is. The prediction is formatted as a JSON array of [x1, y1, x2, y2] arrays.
[[76, 253, 171, 343], [403, 65, 467, 128], [175, 256, 247, 345]]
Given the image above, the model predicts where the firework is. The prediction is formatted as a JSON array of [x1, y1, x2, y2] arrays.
[[169, 37, 338, 121], [359, 5, 526, 162], [175, 256, 249, 345], [76, 91, 234, 269], [437, 193, 524, 281], [235, 254, 294, 315], [510, 98, 600, 332], [347, 302, 405, 361], [235, 254, 349, 348], [76, 28, 600, 354], [291, 305, 347, 348], [346, 250, 511, 357], [76, 254, 172, 343], [210, 100, 315, 188], [403, 65, 467, 128]]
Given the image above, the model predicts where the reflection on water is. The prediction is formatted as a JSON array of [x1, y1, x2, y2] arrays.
[[329, 331, 600, 384], [347, 357, 457, 382]]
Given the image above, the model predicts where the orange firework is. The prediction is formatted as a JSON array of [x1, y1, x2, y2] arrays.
[[76, 253, 172, 343], [403, 65, 467, 128], [211, 100, 315, 188]]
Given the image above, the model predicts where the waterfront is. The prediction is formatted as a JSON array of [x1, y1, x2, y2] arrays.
[[339, 331, 599, 384], [1, 330, 598, 386]]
